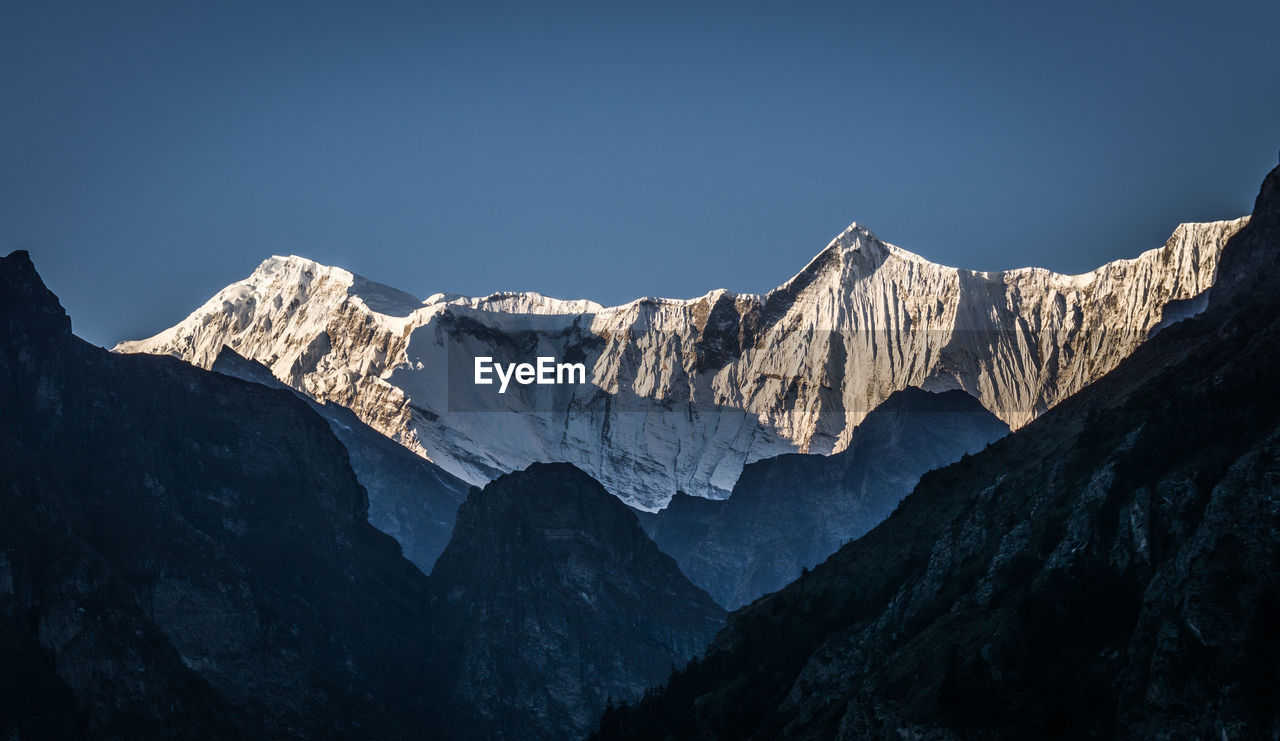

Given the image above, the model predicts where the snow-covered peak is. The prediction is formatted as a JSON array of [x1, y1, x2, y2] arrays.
[[248, 254, 360, 293], [763, 221, 928, 306], [252, 255, 428, 318]]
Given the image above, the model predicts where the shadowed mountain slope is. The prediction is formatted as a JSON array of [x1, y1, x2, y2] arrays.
[[639, 388, 1009, 609], [211, 346, 468, 573]]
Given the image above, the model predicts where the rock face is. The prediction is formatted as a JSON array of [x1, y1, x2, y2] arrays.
[[115, 218, 1245, 510], [426, 463, 726, 740], [0, 250, 440, 738], [592, 166, 1280, 740], [638, 388, 1009, 609], [211, 346, 468, 572]]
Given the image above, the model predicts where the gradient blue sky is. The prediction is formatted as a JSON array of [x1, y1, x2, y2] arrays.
[[4, 1, 1278, 347]]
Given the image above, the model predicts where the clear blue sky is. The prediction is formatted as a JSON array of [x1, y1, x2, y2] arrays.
[[4, 1, 1278, 347]]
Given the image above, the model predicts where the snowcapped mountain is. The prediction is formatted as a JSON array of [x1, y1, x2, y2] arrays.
[[115, 218, 1246, 509]]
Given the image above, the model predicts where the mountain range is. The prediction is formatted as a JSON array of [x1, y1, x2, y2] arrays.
[[4, 163, 1276, 740], [114, 217, 1246, 510]]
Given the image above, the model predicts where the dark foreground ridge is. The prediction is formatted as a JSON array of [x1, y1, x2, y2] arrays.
[[0, 250, 439, 738], [594, 167, 1280, 739], [428, 462, 725, 740]]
